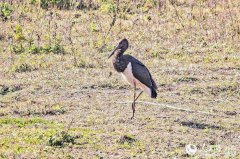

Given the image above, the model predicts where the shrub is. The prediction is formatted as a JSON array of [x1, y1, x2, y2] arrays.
[[48, 131, 76, 147], [14, 63, 35, 73], [50, 42, 65, 54], [90, 22, 100, 33], [0, 2, 12, 21], [10, 24, 26, 54], [40, 0, 71, 9], [29, 0, 37, 5], [99, 2, 116, 13], [10, 44, 25, 54], [10, 24, 65, 55]]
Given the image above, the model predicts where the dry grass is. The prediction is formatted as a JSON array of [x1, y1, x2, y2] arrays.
[[0, 0, 239, 158]]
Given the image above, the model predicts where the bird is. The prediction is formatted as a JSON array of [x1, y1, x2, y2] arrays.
[[108, 39, 157, 119]]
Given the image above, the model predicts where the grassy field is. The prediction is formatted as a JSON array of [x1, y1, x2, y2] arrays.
[[0, 0, 239, 158]]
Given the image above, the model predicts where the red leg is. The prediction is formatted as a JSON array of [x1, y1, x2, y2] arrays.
[[131, 84, 136, 119], [131, 85, 143, 119], [134, 91, 143, 103]]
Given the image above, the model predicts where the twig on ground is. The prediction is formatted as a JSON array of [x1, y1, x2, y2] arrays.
[[116, 101, 229, 118]]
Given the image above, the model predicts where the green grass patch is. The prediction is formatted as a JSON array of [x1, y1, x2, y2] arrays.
[[0, 117, 63, 157], [69, 127, 101, 147], [0, 117, 54, 128]]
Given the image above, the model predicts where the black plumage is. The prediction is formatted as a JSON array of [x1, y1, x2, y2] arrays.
[[113, 55, 129, 72], [129, 56, 157, 98], [109, 39, 157, 119]]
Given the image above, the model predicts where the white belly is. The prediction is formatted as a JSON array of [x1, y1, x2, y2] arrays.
[[121, 63, 151, 97]]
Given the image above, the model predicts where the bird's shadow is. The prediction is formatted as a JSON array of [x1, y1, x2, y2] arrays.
[[177, 120, 223, 130]]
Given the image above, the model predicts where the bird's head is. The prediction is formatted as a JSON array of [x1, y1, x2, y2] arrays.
[[108, 39, 129, 59]]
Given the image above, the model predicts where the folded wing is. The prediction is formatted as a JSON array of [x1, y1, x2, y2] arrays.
[[129, 56, 157, 90]]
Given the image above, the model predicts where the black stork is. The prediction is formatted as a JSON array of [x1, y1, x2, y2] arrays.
[[108, 39, 157, 119]]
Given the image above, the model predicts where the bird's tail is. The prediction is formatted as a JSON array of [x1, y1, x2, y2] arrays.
[[151, 87, 157, 98]]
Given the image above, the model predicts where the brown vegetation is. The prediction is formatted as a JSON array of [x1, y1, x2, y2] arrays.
[[0, 0, 239, 158]]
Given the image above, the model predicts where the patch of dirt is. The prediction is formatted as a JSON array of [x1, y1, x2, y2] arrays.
[[118, 135, 137, 144], [225, 111, 237, 116], [179, 121, 223, 130], [0, 84, 22, 95]]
